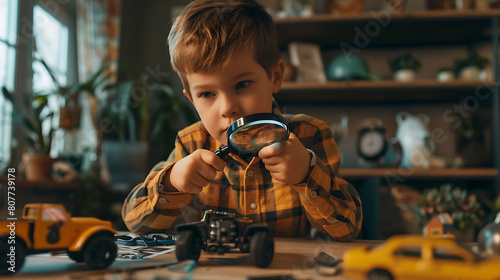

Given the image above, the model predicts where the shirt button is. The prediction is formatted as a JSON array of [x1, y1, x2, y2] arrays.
[[250, 202, 257, 210], [309, 191, 317, 199], [158, 198, 167, 205], [248, 170, 254, 177]]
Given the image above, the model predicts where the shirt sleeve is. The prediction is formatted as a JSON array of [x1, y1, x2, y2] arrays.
[[292, 117, 363, 241], [121, 136, 194, 234]]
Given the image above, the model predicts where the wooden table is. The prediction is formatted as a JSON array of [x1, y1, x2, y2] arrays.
[[12, 237, 377, 279]]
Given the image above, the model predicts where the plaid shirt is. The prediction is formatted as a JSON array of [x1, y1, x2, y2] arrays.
[[122, 107, 362, 241]]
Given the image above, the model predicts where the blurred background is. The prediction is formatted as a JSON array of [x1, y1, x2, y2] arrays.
[[0, 0, 499, 240]]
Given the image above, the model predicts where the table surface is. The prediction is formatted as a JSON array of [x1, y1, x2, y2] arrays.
[[11, 237, 377, 280]]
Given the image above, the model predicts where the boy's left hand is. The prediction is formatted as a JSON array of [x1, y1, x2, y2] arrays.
[[258, 133, 311, 185]]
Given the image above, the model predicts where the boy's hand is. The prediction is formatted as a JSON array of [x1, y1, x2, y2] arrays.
[[258, 133, 311, 185], [168, 150, 226, 194]]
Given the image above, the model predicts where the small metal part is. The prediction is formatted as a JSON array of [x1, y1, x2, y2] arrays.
[[314, 251, 342, 276]]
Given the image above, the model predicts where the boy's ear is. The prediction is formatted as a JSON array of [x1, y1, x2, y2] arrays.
[[183, 89, 194, 104], [272, 60, 285, 94]]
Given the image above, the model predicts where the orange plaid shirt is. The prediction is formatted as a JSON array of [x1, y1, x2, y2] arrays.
[[122, 109, 362, 241]]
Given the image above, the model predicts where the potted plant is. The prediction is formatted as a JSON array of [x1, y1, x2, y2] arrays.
[[436, 66, 454, 82], [2, 87, 56, 181], [454, 52, 489, 81], [389, 54, 421, 82], [417, 184, 485, 241], [100, 73, 196, 188], [33, 58, 111, 180]]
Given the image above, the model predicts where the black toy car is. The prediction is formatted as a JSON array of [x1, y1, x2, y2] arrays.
[[175, 209, 274, 268]]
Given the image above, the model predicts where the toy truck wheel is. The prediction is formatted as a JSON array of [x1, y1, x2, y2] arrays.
[[66, 250, 84, 263], [250, 231, 274, 268], [0, 237, 26, 275], [368, 269, 393, 280], [176, 229, 202, 261], [83, 236, 117, 269]]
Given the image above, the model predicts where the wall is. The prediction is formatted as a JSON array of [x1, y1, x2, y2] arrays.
[[119, 0, 495, 169], [286, 43, 494, 168], [119, 0, 197, 168]]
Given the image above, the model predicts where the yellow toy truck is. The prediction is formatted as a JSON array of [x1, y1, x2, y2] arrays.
[[0, 203, 117, 274]]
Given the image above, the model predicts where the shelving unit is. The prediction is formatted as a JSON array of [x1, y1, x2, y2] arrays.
[[275, 9, 500, 48], [279, 80, 496, 103], [274, 10, 500, 239], [341, 167, 498, 179]]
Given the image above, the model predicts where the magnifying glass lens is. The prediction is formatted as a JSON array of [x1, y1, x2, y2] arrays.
[[230, 123, 287, 152], [215, 113, 289, 159]]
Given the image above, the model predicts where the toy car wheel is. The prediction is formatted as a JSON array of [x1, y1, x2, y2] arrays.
[[66, 250, 84, 263], [176, 229, 202, 261], [368, 269, 393, 280], [250, 231, 274, 268], [83, 236, 117, 269], [0, 237, 26, 275]]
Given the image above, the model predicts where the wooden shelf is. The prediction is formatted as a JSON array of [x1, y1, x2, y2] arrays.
[[275, 9, 500, 48], [340, 168, 499, 179], [276, 80, 495, 103]]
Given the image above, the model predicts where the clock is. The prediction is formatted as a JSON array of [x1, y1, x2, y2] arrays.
[[356, 118, 402, 166], [357, 125, 388, 162]]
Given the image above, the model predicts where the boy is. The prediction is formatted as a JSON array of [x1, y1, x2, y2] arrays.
[[122, 0, 362, 241]]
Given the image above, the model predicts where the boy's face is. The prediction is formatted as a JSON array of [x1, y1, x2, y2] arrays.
[[183, 49, 284, 145]]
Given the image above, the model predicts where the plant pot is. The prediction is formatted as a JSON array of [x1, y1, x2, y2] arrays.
[[436, 70, 454, 82], [475, 0, 490, 10], [459, 65, 480, 81], [394, 69, 417, 82], [23, 153, 55, 181], [59, 106, 82, 130], [479, 68, 494, 82], [103, 141, 148, 192]]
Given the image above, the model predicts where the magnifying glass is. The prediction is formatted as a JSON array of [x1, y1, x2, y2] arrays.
[[215, 113, 290, 159]]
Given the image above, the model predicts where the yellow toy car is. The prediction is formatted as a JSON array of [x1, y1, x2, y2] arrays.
[[0, 203, 117, 274], [343, 235, 500, 280]]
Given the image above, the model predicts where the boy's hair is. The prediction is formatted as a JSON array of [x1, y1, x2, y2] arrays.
[[168, 0, 281, 93]]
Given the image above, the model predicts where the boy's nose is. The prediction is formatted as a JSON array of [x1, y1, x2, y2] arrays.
[[219, 94, 239, 118]]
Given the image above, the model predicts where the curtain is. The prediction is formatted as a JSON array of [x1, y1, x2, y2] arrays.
[[76, 0, 121, 83], [75, 0, 121, 176]]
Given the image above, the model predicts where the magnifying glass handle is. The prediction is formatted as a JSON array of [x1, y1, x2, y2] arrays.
[[214, 145, 231, 159]]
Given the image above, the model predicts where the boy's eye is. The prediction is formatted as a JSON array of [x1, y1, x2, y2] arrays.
[[200, 92, 214, 99], [235, 81, 251, 89]]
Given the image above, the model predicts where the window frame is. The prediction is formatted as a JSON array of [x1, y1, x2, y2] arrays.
[[0, 0, 19, 171], [0, 0, 77, 171]]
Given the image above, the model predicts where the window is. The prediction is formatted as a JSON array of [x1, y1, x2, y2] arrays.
[[32, 4, 69, 91], [0, 0, 18, 171], [32, 4, 70, 157], [394, 247, 422, 258], [433, 248, 466, 262], [0, 1, 75, 170], [42, 206, 68, 222]]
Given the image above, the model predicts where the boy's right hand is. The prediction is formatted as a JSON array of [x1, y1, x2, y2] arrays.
[[167, 150, 226, 194]]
